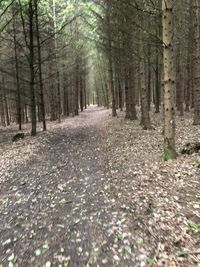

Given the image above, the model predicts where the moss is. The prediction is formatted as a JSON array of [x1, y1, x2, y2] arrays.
[[162, 147, 178, 161]]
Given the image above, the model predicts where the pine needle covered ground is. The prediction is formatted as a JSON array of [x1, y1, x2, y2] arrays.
[[0, 107, 199, 266]]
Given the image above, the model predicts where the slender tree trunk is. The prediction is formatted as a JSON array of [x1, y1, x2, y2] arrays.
[[124, 70, 130, 119], [63, 84, 69, 116], [117, 43, 123, 111], [140, 35, 152, 130], [106, 1, 117, 117], [83, 79, 87, 109], [129, 66, 137, 120], [35, 0, 46, 131], [53, 0, 61, 123], [155, 50, 160, 113], [74, 58, 79, 116], [29, 0, 37, 136], [80, 76, 84, 112], [185, 47, 191, 112], [2, 77, 10, 126], [118, 70, 123, 111], [63, 67, 69, 116], [193, 0, 200, 125], [162, 0, 177, 159], [176, 43, 184, 116], [108, 42, 117, 116], [13, 6, 22, 130], [57, 70, 61, 121], [0, 85, 6, 127], [147, 44, 151, 111]]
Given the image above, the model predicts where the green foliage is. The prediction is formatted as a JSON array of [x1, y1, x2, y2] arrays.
[[188, 220, 200, 238], [162, 148, 178, 161], [146, 257, 157, 265], [0, 0, 12, 10], [192, 158, 200, 164], [123, 245, 132, 255]]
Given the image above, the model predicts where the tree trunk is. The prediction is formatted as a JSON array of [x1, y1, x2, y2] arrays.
[[2, 77, 10, 126], [140, 35, 152, 130], [147, 44, 151, 111], [29, 0, 37, 136], [155, 49, 160, 113], [162, 0, 177, 160], [193, 0, 200, 125], [80, 76, 84, 112], [129, 66, 137, 120], [0, 85, 6, 127], [106, 1, 117, 117], [35, 0, 46, 131], [53, 0, 61, 123], [13, 6, 22, 130], [74, 58, 79, 116]]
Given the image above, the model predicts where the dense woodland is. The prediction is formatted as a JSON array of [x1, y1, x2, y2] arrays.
[[0, 0, 200, 159], [0, 1, 200, 266]]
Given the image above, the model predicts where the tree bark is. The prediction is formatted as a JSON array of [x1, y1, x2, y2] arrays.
[[13, 5, 22, 130], [162, 0, 177, 160], [29, 0, 37, 136], [106, 1, 117, 117], [34, 0, 46, 131], [193, 0, 200, 125], [140, 35, 152, 130]]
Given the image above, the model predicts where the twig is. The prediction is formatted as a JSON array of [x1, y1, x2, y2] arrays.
[[177, 250, 200, 257]]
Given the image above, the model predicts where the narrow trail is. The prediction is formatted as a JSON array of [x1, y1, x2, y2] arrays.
[[0, 107, 136, 267]]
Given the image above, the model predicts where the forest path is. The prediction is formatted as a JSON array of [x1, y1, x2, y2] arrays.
[[0, 107, 135, 267]]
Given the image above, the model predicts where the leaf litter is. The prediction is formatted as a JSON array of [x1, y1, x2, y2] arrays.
[[0, 106, 199, 266], [102, 110, 200, 267]]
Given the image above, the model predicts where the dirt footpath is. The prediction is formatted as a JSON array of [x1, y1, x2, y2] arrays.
[[0, 107, 138, 267]]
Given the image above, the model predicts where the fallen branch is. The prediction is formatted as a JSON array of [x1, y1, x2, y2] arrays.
[[177, 250, 200, 257]]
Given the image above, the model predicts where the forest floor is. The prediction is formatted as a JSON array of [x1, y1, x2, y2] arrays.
[[0, 106, 200, 267]]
